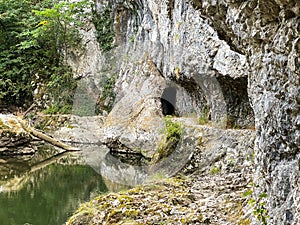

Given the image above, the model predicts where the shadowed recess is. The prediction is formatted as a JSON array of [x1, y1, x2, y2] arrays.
[[216, 76, 254, 129], [161, 87, 177, 116]]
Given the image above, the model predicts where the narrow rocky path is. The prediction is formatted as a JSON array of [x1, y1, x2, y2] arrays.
[[179, 121, 255, 224], [67, 119, 256, 225], [188, 171, 252, 224]]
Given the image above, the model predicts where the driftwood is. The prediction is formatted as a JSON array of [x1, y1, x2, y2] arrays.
[[22, 102, 36, 118], [17, 117, 80, 151]]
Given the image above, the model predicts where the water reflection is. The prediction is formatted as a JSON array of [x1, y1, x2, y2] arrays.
[[0, 144, 142, 225], [0, 138, 194, 225], [100, 153, 148, 187], [78, 145, 149, 187], [0, 164, 107, 225]]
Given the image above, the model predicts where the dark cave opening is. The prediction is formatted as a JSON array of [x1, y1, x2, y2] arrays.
[[217, 76, 254, 129], [161, 87, 177, 116]]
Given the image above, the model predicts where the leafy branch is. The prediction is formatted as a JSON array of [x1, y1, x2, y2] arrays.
[[0, 0, 90, 110], [243, 185, 269, 225]]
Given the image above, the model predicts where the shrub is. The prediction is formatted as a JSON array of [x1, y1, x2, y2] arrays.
[[152, 116, 182, 163]]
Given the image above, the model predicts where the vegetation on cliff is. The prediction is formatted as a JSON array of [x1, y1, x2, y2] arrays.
[[151, 116, 182, 164], [92, 3, 115, 52]]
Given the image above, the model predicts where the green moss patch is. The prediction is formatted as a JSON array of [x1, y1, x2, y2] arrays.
[[151, 116, 182, 164], [67, 178, 203, 225]]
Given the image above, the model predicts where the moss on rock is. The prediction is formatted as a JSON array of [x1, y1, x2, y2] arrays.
[[66, 178, 203, 225], [151, 116, 182, 164]]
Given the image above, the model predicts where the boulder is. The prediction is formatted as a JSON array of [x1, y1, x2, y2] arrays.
[[101, 58, 166, 158]]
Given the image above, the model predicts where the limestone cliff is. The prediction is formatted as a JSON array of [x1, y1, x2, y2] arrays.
[[71, 0, 299, 224]]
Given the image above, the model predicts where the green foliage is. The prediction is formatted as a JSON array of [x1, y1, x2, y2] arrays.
[[92, 3, 115, 52], [199, 105, 210, 125], [243, 186, 269, 225], [0, 0, 31, 48], [210, 163, 222, 174], [199, 106, 209, 124], [152, 116, 182, 163], [43, 104, 72, 115], [44, 68, 77, 114], [163, 116, 182, 142], [0, 0, 88, 110], [129, 36, 135, 43], [96, 75, 116, 114], [30, 0, 89, 57], [0, 0, 34, 105]]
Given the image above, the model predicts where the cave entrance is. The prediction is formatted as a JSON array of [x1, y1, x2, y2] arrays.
[[161, 87, 177, 116], [217, 76, 254, 129]]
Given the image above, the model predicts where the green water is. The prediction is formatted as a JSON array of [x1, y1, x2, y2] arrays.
[[0, 144, 134, 225], [0, 163, 107, 225]]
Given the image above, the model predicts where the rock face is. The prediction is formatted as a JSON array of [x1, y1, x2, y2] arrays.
[[72, 0, 299, 224], [193, 1, 299, 224], [67, 18, 120, 115], [53, 115, 104, 144], [95, 0, 255, 158], [110, 0, 255, 128]]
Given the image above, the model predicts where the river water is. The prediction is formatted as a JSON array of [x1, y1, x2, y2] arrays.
[[0, 144, 147, 225]]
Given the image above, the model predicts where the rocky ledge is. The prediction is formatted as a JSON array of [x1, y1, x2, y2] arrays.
[[67, 122, 256, 225]]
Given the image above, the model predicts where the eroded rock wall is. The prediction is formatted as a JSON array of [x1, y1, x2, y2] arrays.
[[110, 0, 254, 128], [81, 0, 299, 223], [194, 1, 299, 224]]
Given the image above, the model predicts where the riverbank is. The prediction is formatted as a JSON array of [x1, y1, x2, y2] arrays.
[[67, 124, 255, 225], [0, 113, 256, 224], [0, 113, 105, 155]]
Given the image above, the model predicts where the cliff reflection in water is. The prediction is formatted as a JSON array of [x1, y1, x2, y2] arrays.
[[78, 144, 149, 187], [0, 144, 147, 225]]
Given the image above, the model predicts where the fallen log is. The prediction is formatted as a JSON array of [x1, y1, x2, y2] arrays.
[[17, 117, 80, 151]]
